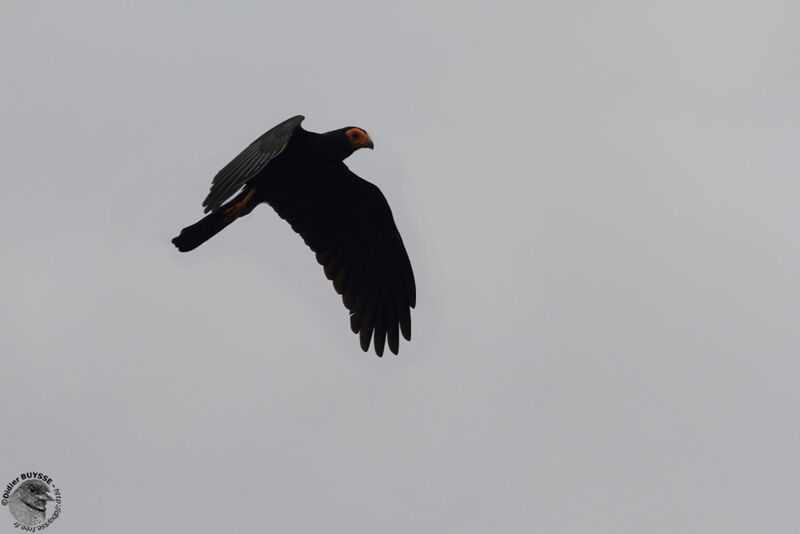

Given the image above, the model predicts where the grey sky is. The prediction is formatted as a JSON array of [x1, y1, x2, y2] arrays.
[[2, 1, 799, 532]]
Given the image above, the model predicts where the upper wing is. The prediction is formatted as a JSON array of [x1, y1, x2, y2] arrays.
[[266, 163, 416, 356], [202, 115, 305, 213]]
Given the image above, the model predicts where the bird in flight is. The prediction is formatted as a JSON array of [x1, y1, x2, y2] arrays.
[[172, 115, 415, 356]]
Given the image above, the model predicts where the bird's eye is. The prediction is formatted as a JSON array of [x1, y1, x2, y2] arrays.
[[29, 487, 36, 493]]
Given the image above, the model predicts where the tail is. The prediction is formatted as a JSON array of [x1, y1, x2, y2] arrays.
[[171, 192, 251, 252], [172, 210, 231, 252]]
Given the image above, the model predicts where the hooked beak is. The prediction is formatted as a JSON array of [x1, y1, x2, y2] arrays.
[[364, 139, 374, 150]]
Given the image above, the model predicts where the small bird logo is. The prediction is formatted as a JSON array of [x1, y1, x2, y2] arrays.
[[8, 480, 54, 527]]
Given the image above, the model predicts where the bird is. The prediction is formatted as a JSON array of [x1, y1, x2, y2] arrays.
[[172, 115, 415, 357], [8, 480, 54, 527]]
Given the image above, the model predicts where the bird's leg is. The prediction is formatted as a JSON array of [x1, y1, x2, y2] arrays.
[[223, 189, 258, 223]]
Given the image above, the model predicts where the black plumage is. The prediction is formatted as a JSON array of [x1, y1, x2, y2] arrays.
[[172, 116, 415, 356]]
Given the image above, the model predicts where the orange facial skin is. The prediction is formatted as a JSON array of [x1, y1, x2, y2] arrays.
[[346, 128, 374, 149]]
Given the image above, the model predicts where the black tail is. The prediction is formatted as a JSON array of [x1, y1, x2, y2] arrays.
[[172, 191, 250, 252], [171, 209, 231, 252]]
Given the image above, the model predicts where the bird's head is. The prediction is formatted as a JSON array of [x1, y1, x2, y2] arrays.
[[327, 126, 374, 160], [12, 480, 54, 512], [345, 127, 374, 151]]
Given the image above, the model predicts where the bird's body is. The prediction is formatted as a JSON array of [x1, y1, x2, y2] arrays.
[[172, 116, 415, 356]]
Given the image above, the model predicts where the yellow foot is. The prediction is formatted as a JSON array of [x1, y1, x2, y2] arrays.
[[223, 190, 257, 223]]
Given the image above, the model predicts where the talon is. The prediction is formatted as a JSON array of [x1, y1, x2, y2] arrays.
[[223, 204, 242, 223], [223, 189, 257, 223]]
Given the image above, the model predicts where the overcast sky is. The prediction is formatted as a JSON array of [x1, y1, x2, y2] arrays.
[[2, 1, 799, 532]]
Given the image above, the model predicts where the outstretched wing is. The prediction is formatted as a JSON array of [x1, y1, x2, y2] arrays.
[[267, 163, 416, 356], [202, 115, 305, 213]]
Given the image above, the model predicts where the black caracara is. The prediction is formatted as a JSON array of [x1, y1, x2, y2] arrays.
[[172, 116, 415, 356]]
